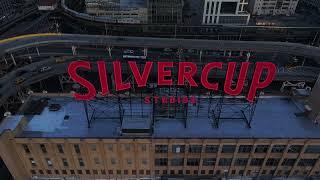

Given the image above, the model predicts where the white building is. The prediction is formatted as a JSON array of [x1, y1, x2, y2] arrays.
[[202, 0, 251, 25], [85, 0, 148, 24], [248, 0, 300, 16]]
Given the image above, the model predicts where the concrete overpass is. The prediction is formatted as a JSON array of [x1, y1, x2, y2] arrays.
[[0, 33, 320, 59]]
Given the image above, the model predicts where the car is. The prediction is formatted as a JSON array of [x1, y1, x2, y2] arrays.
[[164, 48, 173, 52], [15, 77, 26, 85], [39, 66, 52, 73], [49, 104, 61, 111], [124, 49, 134, 54], [55, 57, 65, 63]]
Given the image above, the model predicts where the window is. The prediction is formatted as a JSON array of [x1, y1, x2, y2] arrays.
[[90, 144, 97, 151], [29, 158, 36, 167], [30, 170, 36, 174], [172, 145, 185, 153], [39, 170, 44, 174], [141, 144, 147, 151], [117, 170, 121, 175], [155, 158, 168, 166], [203, 158, 216, 166], [108, 170, 113, 174], [171, 158, 184, 166], [57, 144, 64, 153], [46, 170, 52, 174], [139, 170, 144, 175], [142, 159, 147, 165], [62, 158, 68, 167], [62, 170, 67, 174], [205, 145, 219, 153], [255, 145, 269, 153], [281, 158, 296, 166], [239, 170, 244, 175], [93, 170, 98, 174], [55, 170, 60, 174], [46, 158, 52, 167], [266, 158, 280, 166], [86, 170, 91, 174], [101, 170, 106, 175], [250, 158, 264, 166], [124, 144, 130, 151], [238, 145, 252, 153], [40, 144, 47, 153], [187, 158, 200, 166], [111, 158, 116, 165], [271, 145, 286, 153], [74, 144, 81, 154], [147, 170, 151, 175], [298, 159, 317, 167], [22, 144, 30, 153], [287, 145, 303, 153], [70, 170, 75, 174], [234, 158, 248, 166], [78, 158, 85, 167], [107, 144, 113, 151], [221, 145, 236, 153], [94, 157, 100, 165], [304, 145, 320, 153], [189, 145, 202, 153], [127, 158, 132, 165], [155, 145, 168, 153], [218, 158, 232, 166]]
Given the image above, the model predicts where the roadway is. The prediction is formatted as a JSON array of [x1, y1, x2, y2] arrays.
[[0, 33, 320, 59]]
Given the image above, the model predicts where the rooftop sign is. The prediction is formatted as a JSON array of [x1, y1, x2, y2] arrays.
[[68, 60, 276, 102]]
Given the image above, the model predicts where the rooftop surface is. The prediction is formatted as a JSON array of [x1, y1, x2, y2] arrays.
[[1, 95, 320, 139]]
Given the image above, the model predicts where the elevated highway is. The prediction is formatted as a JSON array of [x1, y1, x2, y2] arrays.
[[1, 33, 320, 59]]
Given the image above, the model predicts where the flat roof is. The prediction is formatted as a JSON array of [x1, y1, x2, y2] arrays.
[[2, 95, 320, 139]]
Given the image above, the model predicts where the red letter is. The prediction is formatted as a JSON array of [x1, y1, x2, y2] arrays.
[[224, 62, 250, 96], [97, 61, 109, 96], [144, 96, 151, 104], [113, 61, 131, 91], [201, 62, 223, 90], [68, 61, 96, 100], [178, 62, 198, 87], [129, 61, 153, 87], [158, 62, 173, 86], [247, 62, 276, 102]]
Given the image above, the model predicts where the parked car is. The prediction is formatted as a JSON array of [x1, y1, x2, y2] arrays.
[[39, 66, 52, 73], [49, 104, 61, 111], [15, 77, 26, 85]]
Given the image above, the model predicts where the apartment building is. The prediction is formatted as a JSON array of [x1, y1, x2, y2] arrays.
[[0, 93, 320, 180], [202, 0, 251, 25], [248, 0, 300, 15]]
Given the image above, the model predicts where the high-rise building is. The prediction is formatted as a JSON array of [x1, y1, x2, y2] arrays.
[[84, 0, 184, 24], [147, 0, 184, 24], [202, 0, 251, 25], [248, 0, 300, 16]]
